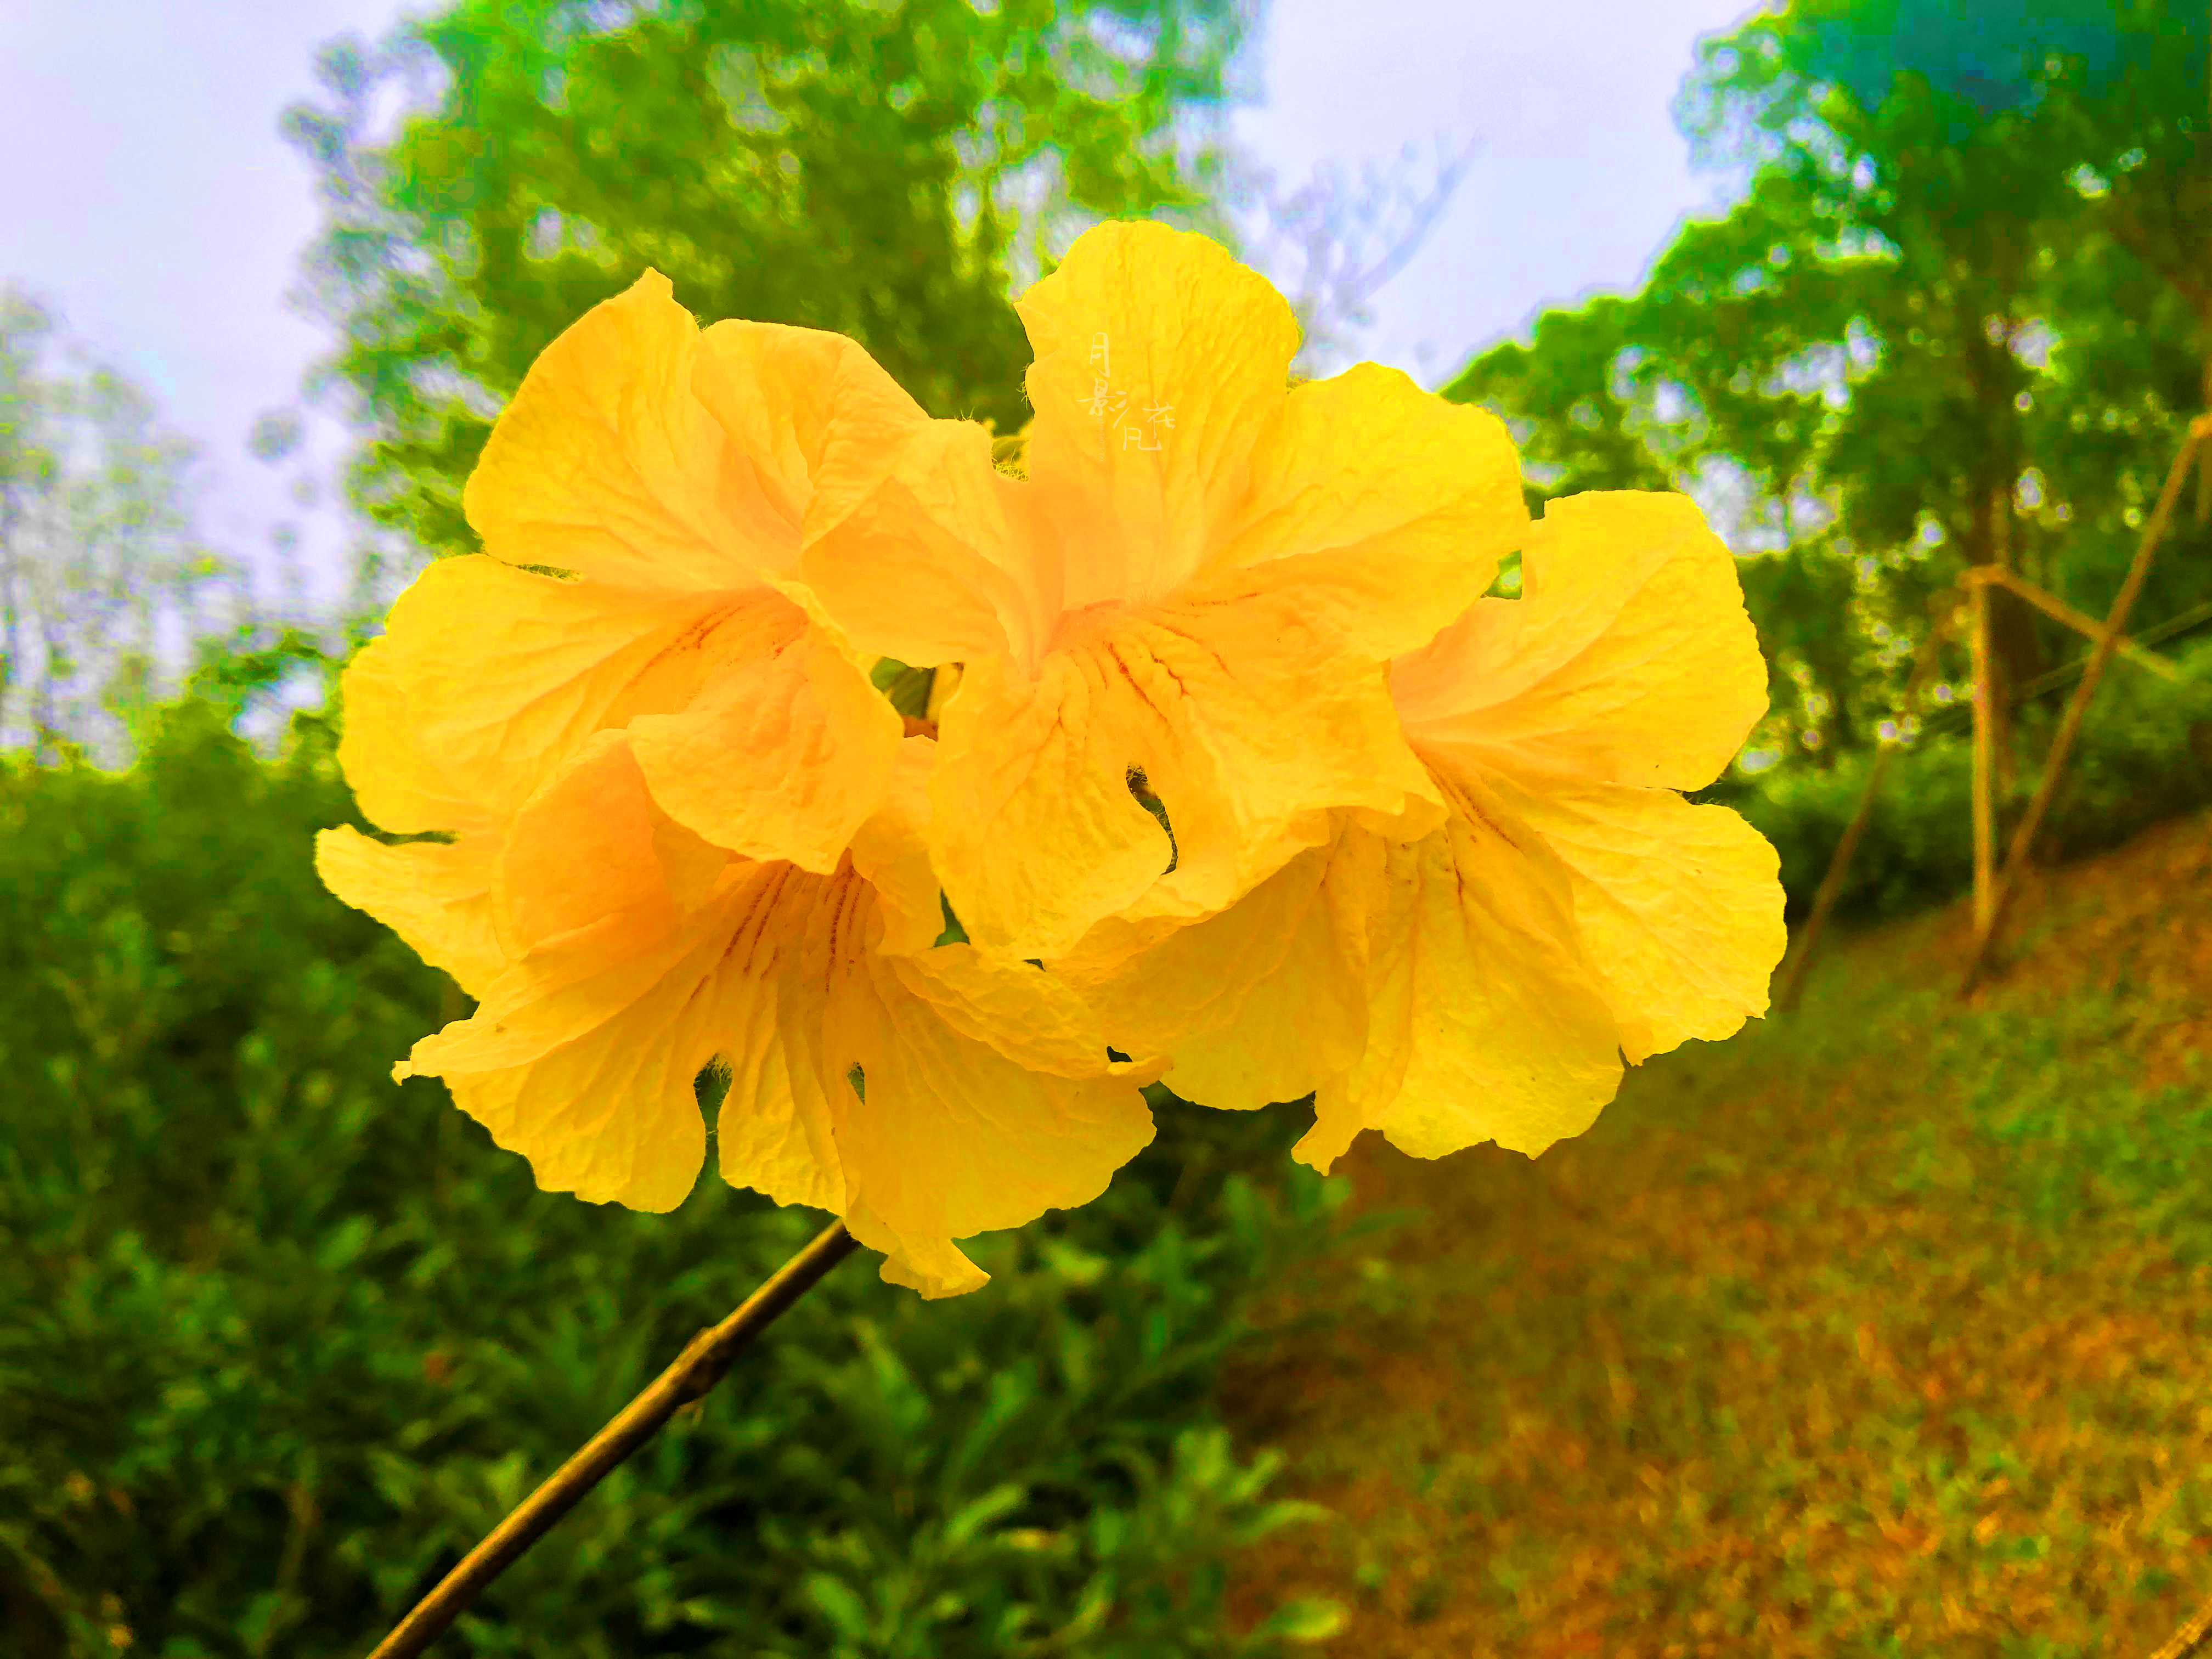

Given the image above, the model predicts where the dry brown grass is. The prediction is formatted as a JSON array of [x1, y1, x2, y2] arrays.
[[1220, 808, 2212, 1657]]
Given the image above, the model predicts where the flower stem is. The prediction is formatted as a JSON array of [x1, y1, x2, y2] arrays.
[[363, 1218, 860, 1659]]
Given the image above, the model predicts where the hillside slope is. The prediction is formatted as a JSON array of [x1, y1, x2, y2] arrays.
[[1221, 806, 2212, 1657]]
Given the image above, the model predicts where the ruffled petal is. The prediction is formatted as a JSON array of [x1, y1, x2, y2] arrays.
[[845, 733, 956, 958], [392, 725, 1152, 1297], [399, 886, 750, 1214], [822, 941, 1158, 1299], [924, 648, 1175, 961], [1471, 765, 1785, 1064], [491, 730, 679, 958], [399, 736, 845, 1214], [687, 318, 933, 550], [1197, 361, 1526, 658], [627, 624, 902, 873], [1018, 221, 1300, 610], [464, 270, 798, 592], [373, 553, 811, 820], [314, 826, 506, 998], [428, 962, 723, 1214], [1052, 835, 1365, 1113], [1390, 491, 1767, 792], [889, 942, 1156, 1079], [930, 590, 1442, 960], [792, 420, 1042, 668], [333, 632, 498, 838], [1294, 789, 1623, 1177]]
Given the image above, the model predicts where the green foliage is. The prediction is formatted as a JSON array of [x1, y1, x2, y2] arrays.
[[1729, 635, 2212, 923], [0, 679, 1378, 1656], [1444, 0, 2212, 782], [284, 0, 1254, 559], [1440, 296, 1673, 515]]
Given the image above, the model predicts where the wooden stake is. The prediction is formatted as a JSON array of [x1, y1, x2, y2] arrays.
[[1960, 416, 2210, 995], [1772, 600, 1957, 1013], [1973, 564, 2179, 680], [1968, 571, 1996, 936]]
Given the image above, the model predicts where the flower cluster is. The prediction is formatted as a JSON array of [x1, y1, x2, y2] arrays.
[[319, 222, 1785, 1298]]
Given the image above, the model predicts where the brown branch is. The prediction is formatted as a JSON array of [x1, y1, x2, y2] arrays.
[[363, 1218, 861, 1659]]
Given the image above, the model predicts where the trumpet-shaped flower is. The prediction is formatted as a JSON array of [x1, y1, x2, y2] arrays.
[[371, 732, 1155, 1297], [326, 268, 955, 885], [788, 220, 1531, 960], [1056, 491, 1787, 1171], [317, 272, 1160, 1296]]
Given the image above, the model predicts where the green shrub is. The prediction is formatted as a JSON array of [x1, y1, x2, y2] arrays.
[[1729, 634, 2212, 925], [0, 690, 1382, 1657]]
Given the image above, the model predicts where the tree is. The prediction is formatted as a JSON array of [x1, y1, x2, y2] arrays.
[[0, 289, 240, 765], [1443, 0, 2212, 774], [283, 0, 1259, 562], [1229, 136, 1478, 379]]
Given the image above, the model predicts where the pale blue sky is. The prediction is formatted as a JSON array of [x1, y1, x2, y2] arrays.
[[0, 0, 1762, 613]]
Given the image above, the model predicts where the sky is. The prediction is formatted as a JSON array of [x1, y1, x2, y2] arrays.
[[0, 0, 1766, 617]]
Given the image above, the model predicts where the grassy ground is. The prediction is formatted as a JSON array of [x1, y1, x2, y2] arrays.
[[1218, 806, 2212, 1657]]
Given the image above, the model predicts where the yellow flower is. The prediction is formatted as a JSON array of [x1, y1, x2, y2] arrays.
[[1056, 491, 1787, 1171], [318, 273, 1157, 1297], [786, 220, 1531, 960], [318, 233, 1784, 1299]]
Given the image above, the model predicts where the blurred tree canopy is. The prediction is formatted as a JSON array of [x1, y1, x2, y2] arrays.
[[284, 0, 1258, 561], [0, 290, 241, 766], [1446, 0, 2212, 776]]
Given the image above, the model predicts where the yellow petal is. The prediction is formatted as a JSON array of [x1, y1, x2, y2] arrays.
[[627, 623, 902, 873], [1391, 492, 1767, 792], [1018, 221, 1300, 610], [314, 826, 506, 998], [925, 648, 1172, 960], [465, 270, 801, 592], [792, 420, 1040, 668], [401, 738, 845, 1215], [333, 633, 498, 838], [845, 733, 953, 958], [1294, 797, 1622, 1177], [687, 318, 933, 550], [396, 725, 1148, 1295], [1053, 836, 1364, 1113], [713, 876, 849, 1216], [404, 880, 761, 1214], [930, 594, 1442, 960], [1472, 764, 1786, 1063], [375, 553, 810, 820], [823, 940, 1157, 1299], [890, 942, 1155, 1079], [410, 860, 848, 1218], [1197, 361, 1526, 658], [492, 730, 678, 959]]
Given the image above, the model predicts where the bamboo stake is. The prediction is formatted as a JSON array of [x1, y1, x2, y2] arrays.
[[1960, 416, 2210, 996], [2152, 1586, 2212, 1659], [1966, 563, 2179, 680], [1772, 599, 1958, 1014], [363, 1219, 861, 1659], [2147, 39, 2212, 1659], [1992, 483, 2015, 799], [1968, 571, 1996, 936]]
